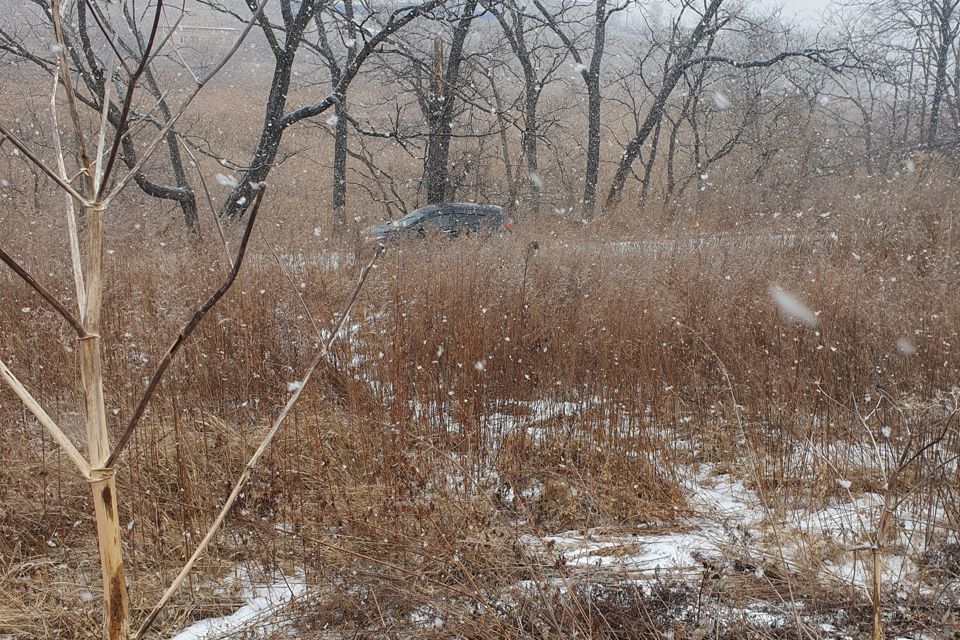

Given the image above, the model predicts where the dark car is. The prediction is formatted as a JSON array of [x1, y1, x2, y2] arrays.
[[361, 203, 511, 243]]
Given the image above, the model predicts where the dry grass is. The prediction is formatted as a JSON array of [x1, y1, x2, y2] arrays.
[[2, 173, 959, 637], [2, 59, 960, 634]]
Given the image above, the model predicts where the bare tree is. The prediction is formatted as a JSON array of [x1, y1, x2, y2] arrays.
[[840, 0, 960, 152], [532, 0, 630, 217], [605, 0, 853, 209], [0, 5, 269, 636], [0, 1, 200, 227], [210, 0, 452, 221], [313, 0, 360, 232], [0, 1, 454, 637], [486, 0, 567, 214], [419, 0, 480, 204], [925, 0, 960, 146]]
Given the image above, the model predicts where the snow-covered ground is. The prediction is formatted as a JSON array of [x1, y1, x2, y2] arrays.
[[171, 570, 306, 640], [171, 458, 954, 638], [169, 390, 957, 639]]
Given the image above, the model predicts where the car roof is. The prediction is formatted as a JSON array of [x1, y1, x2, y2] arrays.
[[405, 203, 502, 219]]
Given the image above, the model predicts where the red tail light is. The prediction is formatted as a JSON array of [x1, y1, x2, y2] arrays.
[[504, 219, 514, 230]]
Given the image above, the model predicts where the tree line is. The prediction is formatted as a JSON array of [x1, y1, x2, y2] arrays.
[[2, 0, 958, 232]]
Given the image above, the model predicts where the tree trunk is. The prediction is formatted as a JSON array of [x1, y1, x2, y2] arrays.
[[317, 0, 356, 234], [423, 0, 478, 204], [523, 83, 541, 214], [581, 0, 607, 218], [221, 48, 298, 219], [605, 0, 724, 209], [928, 1, 955, 148], [607, 75, 683, 206], [489, 2, 541, 214], [332, 97, 349, 231], [666, 115, 681, 200], [582, 77, 602, 216], [126, 6, 198, 230], [640, 118, 662, 200]]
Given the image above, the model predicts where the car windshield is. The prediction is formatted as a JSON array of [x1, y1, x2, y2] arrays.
[[383, 204, 498, 231], [393, 206, 443, 228], [392, 211, 425, 228]]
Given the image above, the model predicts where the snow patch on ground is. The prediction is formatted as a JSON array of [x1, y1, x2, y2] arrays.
[[520, 461, 950, 605], [171, 570, 306, 640]]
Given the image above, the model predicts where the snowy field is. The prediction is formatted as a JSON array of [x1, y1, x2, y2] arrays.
[[169, 392, 959, 639]]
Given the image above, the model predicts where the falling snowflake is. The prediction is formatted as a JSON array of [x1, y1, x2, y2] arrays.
[[770, 286, 817, 327], [712, 92, 731, 110], [896, 338, 917, 355], [216, 173, 239, 188]]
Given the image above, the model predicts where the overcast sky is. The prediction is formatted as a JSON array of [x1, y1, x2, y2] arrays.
[[765, 0, 835, 20]]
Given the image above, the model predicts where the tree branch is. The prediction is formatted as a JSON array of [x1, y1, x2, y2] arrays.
[[280, 0, 449, 128], [0, 359, 92, 478], [105, 184, 267, 468], [103, 0, 268, 207], [686, 48, 861, 73], [0, 121, 90, 204], [0, 247, 88, 338], [96, 0, 165, 200]]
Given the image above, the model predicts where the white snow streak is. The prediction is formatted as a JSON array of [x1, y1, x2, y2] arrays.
[[770, 285, 818, 326], [215, 173, 239, 188]]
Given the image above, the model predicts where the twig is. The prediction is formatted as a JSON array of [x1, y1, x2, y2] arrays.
[[105, 184, 267, 468], [0, 121, 90, 205], [262, 230, 323, 339], [96, 0, 165, 200], [144, 3, 188, 69], [92, 1, 123, 192], [0, 359, 91, 478], [103, 0, 268, 207], [177, 137, 233, 269], [81, 0, 134, 77], [0, 246, 87, 338], [134, 246, 383, 639]]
